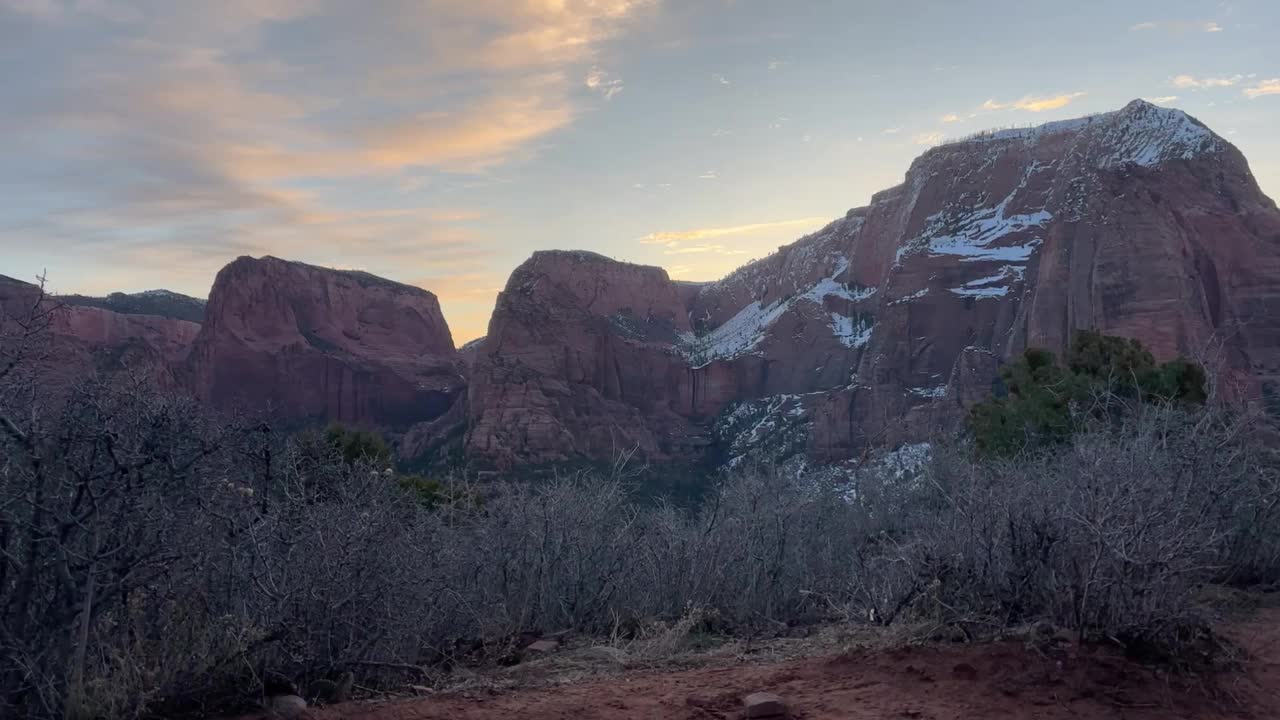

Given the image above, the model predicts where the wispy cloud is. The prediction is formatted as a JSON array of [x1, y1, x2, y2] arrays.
[[914, 132, 944, 146], [0, 0, 659, 338], [1146, 95, 1180, 104], [639, 217, 829, 247], [983, 92, 1086, 112], [767, 59, 783, 71], [882, 127, 901, 135], [1245, 79, 1280, 99], [698, 170, 718, 179], [940, 113, 961, 123], [712, 73, 730, 85], [585, 67, 624, 100], [1172, 73, 1244, 88], [1130, 20, 1224, 33]]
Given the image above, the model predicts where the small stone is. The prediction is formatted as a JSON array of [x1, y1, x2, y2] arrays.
[[526, 639, 560, 654], [743, 692, 789, 719], [263, 694, 307, 719]]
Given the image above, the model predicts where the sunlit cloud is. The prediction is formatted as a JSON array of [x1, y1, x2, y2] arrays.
[[1130, 20, 1224, 33], [1244, 79, 1280, 99], [0, 0, 659, 335], [639, 217, 829, 246], [1145, 95, 1179, 104], [914, 132, 944, 146], [1171, 74, 1243, 88], [983, 92, 1086, 112], [882, 127, 901, 135], [661, 244, 748, 255], [698, 170, 718, 179], [940, 113, 961, 123]]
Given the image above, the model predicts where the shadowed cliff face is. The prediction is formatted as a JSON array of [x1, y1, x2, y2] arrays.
[[185, 256, 465, 430], [0, 274, 202, 388], [466, 101, 1280, 469]]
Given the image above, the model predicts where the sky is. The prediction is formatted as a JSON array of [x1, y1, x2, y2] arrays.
[[1, 0, 1277, 344]]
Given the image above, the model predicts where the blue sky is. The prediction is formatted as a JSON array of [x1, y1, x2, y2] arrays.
[[1, 0, 1276, 342]]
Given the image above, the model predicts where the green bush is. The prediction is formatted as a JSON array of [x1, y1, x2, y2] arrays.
[[970, 331, 1206, 456], [324, 423, 392, 466]]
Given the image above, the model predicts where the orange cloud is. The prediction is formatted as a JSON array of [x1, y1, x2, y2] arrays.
[[639, 217, 829, 246], [983, 92, 1086, 112], [1244, 79, 1280, 99], [364, 95, 574, 172]]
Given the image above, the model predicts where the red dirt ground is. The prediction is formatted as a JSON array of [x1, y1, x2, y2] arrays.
[[296, 609, 1280, 720]]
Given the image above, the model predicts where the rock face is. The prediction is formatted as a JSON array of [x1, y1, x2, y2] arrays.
[[467, 100, 1280, 469], [466, 251, 709, 469], [186, 256, 464, 430], [0, 274, 202, 386]]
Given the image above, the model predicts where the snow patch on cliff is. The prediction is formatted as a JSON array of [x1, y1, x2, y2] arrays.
[[830, 313, 875, 348], [909, 385, 948, 399], [680, 257, 876, 364]]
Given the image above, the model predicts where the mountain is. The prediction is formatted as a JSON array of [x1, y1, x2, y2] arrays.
[[185, 256, 465, 430], [8, 101, 1278, 470], [0, 274, 201, 387], [58, 289, 206, 323], [464, 100, 1280, 470]]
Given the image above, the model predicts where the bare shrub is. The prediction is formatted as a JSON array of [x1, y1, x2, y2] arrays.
[[2, 285, 1278, 717]]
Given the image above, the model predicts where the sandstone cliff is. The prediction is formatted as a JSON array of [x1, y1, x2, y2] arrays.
[[0, 274, 202, 386], [186, 256, 464, 430], [466, 100, 1280, 469]]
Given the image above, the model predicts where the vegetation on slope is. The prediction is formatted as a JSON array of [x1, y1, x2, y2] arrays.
[[2, 290, 1276, 719]]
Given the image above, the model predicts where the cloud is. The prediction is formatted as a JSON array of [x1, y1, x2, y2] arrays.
[[661, 243, 748, 256], [1130, 19, 1224, 33], [585, 67, 624, 100], [767, 59, 782, 70], [1145, 95, 1179, 104], [983, 92, 1086, 112], [361, 94, 575, 173], [914, 132, 944, 146], [712, 73, 730, 85], [940, 113, 961, 123], [1172, 74, 1244, 88], [698, 170, 718, 179], [0, 0, 658, 337], [639, 217, 829, 247], [882, 127, 901, 135], [1244, 79, 1280, 99]]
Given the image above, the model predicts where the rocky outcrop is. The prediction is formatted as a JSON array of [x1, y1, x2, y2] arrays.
[[466, 100, 1280, 469], [59, 289, 206, 323], [0, 274, 201, 386], [8, 101, 1278, 471], [186, 256, 464, 430], [466, 251, 707, 468]]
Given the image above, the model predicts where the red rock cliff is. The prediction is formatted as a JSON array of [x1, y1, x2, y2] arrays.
[[186, 256, 464, 429], [0, 275, 201, 386], [467, 100, 1280, 469]]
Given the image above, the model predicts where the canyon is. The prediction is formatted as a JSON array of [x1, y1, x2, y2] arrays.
[[4, 100, 1278, 472]]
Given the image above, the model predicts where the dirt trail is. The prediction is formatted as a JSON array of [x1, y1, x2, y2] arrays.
[[301, 609, 1280, 720]]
